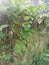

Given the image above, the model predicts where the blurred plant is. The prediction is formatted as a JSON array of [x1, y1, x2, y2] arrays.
[[0, 0, 49, 65]]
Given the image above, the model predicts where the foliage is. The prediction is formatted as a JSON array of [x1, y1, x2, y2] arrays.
[[0, 0, 49, 65]]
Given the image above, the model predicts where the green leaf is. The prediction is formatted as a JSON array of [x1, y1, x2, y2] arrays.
[[36, 16, 43, 24], [14, 40, 25, 53], [22, 22, 31, 31], [3, 54, 11, 63], [37, 3, 46, 11], [0, 33, 8, 38], [38, 13, 47, 18], [0, 25, 9, 31]]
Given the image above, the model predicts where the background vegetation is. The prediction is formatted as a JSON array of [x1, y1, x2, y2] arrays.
[[0, 0, 49, 65]]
